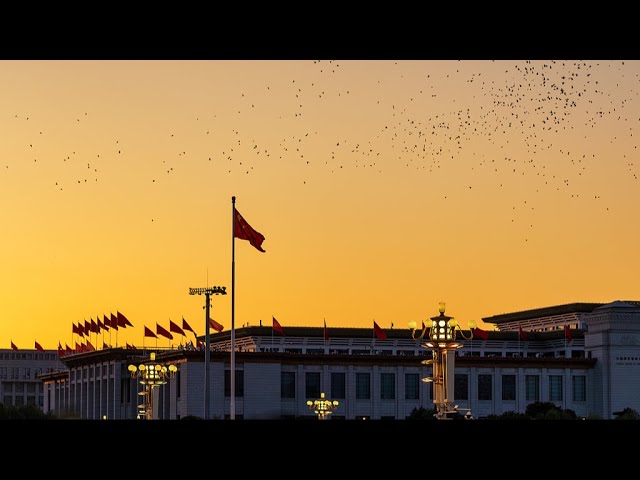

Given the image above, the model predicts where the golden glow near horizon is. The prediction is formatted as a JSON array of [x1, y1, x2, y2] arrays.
[[1, 60, 639, 349]]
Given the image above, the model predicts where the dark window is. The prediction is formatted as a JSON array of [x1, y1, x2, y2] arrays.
[[405, 373, 419, 400], [526, 375, 539, 402], [549, 375, 563, 402], [478, 374, 492, 401], [176, 370, 181, 398], [120, 378, 130, 403], [454, 374, 468, 400], [224, 370, 244, 397], [572, 375, 586, 402], [331, 372, 346, 399], [356, 373, 370, 399], [281, 371, 296, 399], [305, 372, 321, 399], [380, 373, 395, 400], [502, 375, 516, 401]]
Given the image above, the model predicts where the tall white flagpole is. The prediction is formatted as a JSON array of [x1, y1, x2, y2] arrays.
[[231, 196, 237, 420]]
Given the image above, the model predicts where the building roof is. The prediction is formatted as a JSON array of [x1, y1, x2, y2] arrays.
[[203, 325, 581, 342], [482, 303, 604, 324]]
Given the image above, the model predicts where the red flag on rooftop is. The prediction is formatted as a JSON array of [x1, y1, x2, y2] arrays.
[[72, 323, 79, 335], [84, 320, 91, 335], [77, 323, 84, 337], [65, 344, 72, 355], [11, 341, 17, 350], [170, 319, 185, 336], [86, 340, 95, 351], [110, 313, 119, 331], [156, 323, 173, 340], [519, 326, 528, 341], [103, 314, 110, 329], [58, 342, 64, 357], [209, 317, 224, 333], [373, 321, 387, 340], [565, 325, 573, 343], [182, 317, 196, 335], [118, 311, 133, 328], [91, 318, 99, 334], [144, 326, 157, 338], [324, 319, 329, 342], [234, 208, 266, 252], [35, 341, 44, 351], [472, 327, 489, 340], [272, 316, 284, 336]]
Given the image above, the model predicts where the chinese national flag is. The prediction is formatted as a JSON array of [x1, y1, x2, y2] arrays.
[[103, 314, 110, 329], [11, 341, 17, 350], [84, 320, 91, 335], [519, 326, 528, 341], [472, 327, 489, 340], [182, 317, 196, 335], [209, 317, 224, 333], [58, 342, 64, 357], [111, 313, 119, 331], [35, 341, 44, 351], [144, 326, 157, 338], [91, 318, 99, 334], [156, 323, 173, 340], [234, 208, 266, 252], [65, 344, 73, 355], [170, 319, 185, 336], [565, 325, 573, 343], [272, 316, 284, 336], [86, 340, 95, 351], [324, 319, 329, 342], [373, 321, 387, 340], [72, 323, 79, 335]]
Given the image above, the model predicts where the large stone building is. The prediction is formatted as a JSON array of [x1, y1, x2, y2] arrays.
[[39, 300, 640, 419]]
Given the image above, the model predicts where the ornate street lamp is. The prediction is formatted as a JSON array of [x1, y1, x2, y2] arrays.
[[128, 352, 178, 420], [408, 302, 473, 420], [306, 392, 339, 420]]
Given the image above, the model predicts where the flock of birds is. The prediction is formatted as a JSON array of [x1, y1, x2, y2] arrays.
[[3, 60, 638, 234]]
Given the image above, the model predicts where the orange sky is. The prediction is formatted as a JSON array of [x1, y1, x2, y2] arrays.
[[1, 60, 638, 350]]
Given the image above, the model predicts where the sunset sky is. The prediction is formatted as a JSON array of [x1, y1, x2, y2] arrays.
[[1, 59, 639, 350]]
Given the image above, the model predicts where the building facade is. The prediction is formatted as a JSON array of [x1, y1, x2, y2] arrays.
[[40, 300, 640, 419], [0, 349, 65, 409]]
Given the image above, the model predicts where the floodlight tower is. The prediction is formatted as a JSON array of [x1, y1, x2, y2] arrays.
[[189, 285, 227, 419]]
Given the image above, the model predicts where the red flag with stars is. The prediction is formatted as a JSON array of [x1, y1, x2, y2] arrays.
[[234, 208, 266, 252]]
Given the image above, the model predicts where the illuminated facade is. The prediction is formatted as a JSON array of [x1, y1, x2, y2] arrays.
[[39, 300, 640, 419]]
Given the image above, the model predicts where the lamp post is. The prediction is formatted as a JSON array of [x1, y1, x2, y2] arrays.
[[408, 302, 473, 420], [128, 352, 178, 420], [306, 392, 339, 420], [189, 286, 227, 420]]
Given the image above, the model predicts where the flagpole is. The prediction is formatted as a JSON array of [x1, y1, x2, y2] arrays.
[[231, 196, 237, 420]]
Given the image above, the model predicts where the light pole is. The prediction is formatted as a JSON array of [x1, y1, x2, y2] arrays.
[[189, 286, 227, 420], [408, 302, 474, 420], [306, 392, 339, 420], [128, 352, 178, 420]]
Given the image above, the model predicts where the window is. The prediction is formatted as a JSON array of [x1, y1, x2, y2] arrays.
[[3, 396, 12, 406], [526, 375, 539, 402], [380, 373, 395, 400], [306, 372, 321, 399], [478, 374, 492, 401], [549, 375, 563, 402], [356, 373, 370, 399], [281, 371, 296, 399], [224, 370, 244, 397], [405, 373, 419, 400], [331, 372, 346, 399], [502, 375, 516, 401], [26, 383, 36, 394], [176, 370, 181, 398], [572, 375, 586, 402], [454, 374, 468, 400], [120, 378, 130, 403]]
